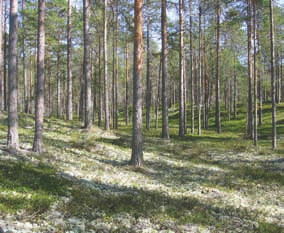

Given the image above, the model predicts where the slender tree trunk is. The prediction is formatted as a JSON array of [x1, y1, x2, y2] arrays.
[[281, 54, 283, 103], [179, 0, 185, 137], [7, 0, 19, 149], [0, 0, 3, 111], [277, 49, 281, 103], [216, 1, 221, 133], [253, 0, 257, 146], [93, 51, 98, 122], [28, 53, 33, 114], [247, 0, 253, 138], [83, 0, 92, 129], [98, 38, 102, 127], [47, 59, 51, 116], [67, 0, 73, 120], [125, 36, 129, 126], [146, 0, 151, 130], [198, 5, 202, 135], [233, 53, 237, 119], [131, 0, 143, 166], [33, 0, 45, 153], [21, 0, 26, 113], [270, 0, 276, 149], [104, 0, 110, 130], [155, 57, 161, 130], [161, 0, 169, 139], [57, 52, 61, 118], [258, 61, 262, 126], [79, 63, 84, 121], [114, 2, 118, 129], [112, 10, 116, 129], [190, 0, 194, 134], [4, 0, 7, 111]]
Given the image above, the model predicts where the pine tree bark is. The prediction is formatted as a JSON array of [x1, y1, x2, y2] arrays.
[[270, 0, 276, 149], [113, 2, 118, 129], [131, 0, 143, 167], [7, 0, 19, 149], [115, 3, 118, 129], [67, 0, 73, 120], [179, 0, 185, 137], [215, 0, 221, 133], [247, 0, 253, 138], [146, 0, 151, 131], [155, 57, 161, 130], [104, 0, 110, 130], [22, 0, 27, 113], [98, 38, 102, 127], [189, 0, 194, 134], [112, 8, 116, 129], [3, 1, 7, 111], [253, 0, 257, 146], [161, 0, 169, 139], [233, 53, 237, 119], [57, 52, 62, 118], [198, 5, 202, 135], [0, 0, 3, 111], [125, 36, 129, 126], [83, 0, 92, 129], [33, 0, 45, 153]]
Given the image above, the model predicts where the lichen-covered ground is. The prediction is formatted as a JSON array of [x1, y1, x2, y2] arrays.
[[0, 116, 283, 232]]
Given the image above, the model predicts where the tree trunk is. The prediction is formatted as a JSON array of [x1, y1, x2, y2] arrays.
[[125, 36, 129, 126], [233, 53, 237, 119], [253, 0, 257, 146], [247, 0, 253, 138], [83, 0, 92, 129], [270, 0, 276, 149], [215, 1, 221, 133], [161, 0, 169, 139], [47, 59, 51, 116], [92, 50, 97, 122], [198, 5, 202, 135], [57, 52, 62, 118], [98, 38, 102, 127], [28, 53, 33, 114], [145, 0, 151, 130], [33, 0, 45, 153], [21, 0, 26, 113], [179, 0, 185, 137], [190, 0, 194, 134], [104, 0, 110, 130], [114, 2, 118, 129], [155, 57, 161, 130], [131, 0, 143, 166], [0, 0, 3, 111], [4, 0, 7, 111], [7, 0, 19, 149], [112, 9, 116, 129], [67, 0, 73, 120]]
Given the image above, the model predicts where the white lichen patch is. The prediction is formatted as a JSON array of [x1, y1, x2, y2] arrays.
[[0, 124, 283, 232]]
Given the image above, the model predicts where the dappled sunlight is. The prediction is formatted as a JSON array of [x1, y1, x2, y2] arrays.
[[0, 113, 283, 232]]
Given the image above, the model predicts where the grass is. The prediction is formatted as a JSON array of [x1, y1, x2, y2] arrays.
[[0, 102, 283, 232]]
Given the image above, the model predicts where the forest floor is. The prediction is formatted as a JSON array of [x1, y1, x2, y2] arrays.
[[0, 113, 283, 232]]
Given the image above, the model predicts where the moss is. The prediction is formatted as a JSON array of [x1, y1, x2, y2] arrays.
[[0, 160, 71, 213]]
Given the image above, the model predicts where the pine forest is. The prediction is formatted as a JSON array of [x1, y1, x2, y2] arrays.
[[0, 0, 284, 232]]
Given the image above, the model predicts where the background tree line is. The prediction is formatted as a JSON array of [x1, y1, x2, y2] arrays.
[[2, 0, 284, 166]]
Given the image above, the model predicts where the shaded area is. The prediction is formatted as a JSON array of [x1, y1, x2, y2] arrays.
[[0, 111, 283, 232], [0, 159, 71, 213], [64, 172, 284, 233]]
